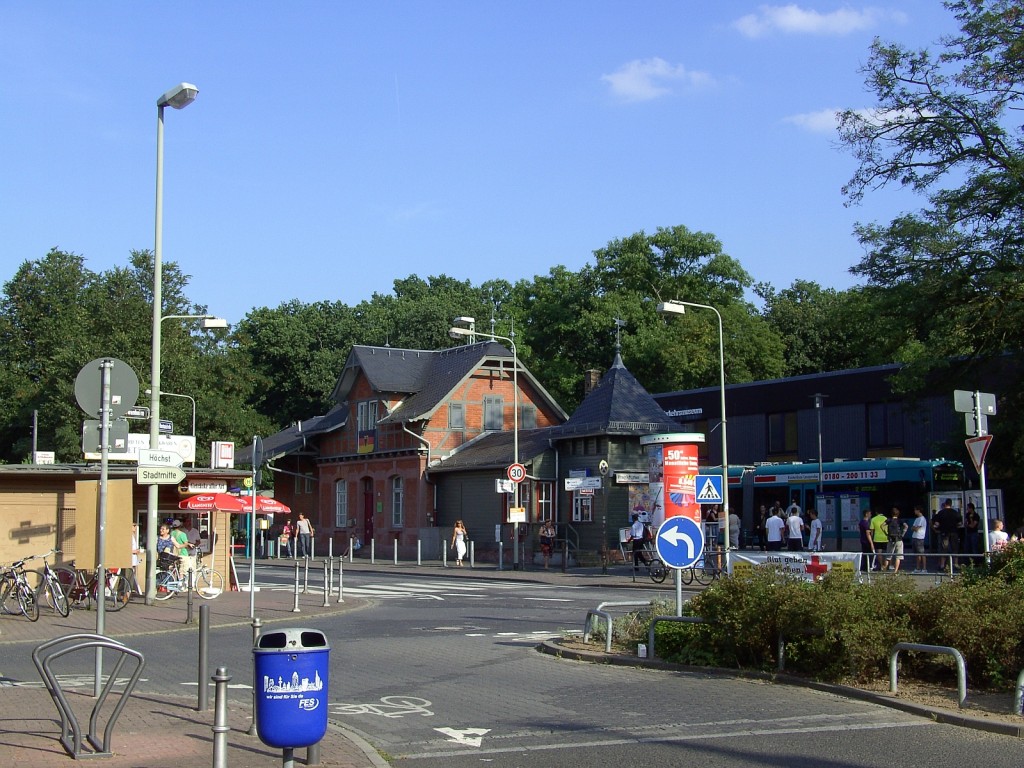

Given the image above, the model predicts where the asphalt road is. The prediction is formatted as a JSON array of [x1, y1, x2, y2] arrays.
[[6, 565, 1023, 768]]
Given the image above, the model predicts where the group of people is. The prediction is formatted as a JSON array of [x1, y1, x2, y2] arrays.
[[276, 513, 315, 558], [155, 516, 204, 577], [858, 499, 1017, 574], [758, 498, 823, 552]]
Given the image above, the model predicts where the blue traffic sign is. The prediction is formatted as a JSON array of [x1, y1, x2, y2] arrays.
[[695, 473, 723, 504], [655, 516, 705, 569]]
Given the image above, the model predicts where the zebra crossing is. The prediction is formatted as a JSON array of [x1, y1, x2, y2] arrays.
[[261, 578, 574, 602]]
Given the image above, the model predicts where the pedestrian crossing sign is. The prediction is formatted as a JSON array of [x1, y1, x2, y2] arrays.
[[696, 474, 723, 504]]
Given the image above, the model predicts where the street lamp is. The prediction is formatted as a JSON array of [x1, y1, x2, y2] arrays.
[[145, 388, 196, 465], [146, 82, 198, 604], [657, 300, 730, 562], [449, 323, 520, 567]]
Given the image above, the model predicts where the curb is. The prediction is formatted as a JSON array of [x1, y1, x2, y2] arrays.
[[537, 639, 1024, 738]]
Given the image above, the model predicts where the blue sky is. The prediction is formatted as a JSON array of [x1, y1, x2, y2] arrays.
[[1, 2, 957, 324]]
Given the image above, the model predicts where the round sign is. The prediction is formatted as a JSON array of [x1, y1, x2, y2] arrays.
[[507, 463, 527, 483], [74, 357, 140, 419]]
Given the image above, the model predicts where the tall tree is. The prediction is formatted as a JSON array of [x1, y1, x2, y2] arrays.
[[837, 0, 1024, 481]]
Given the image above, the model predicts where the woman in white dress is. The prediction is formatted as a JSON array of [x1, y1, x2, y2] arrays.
[[451, 520, 468, 566]]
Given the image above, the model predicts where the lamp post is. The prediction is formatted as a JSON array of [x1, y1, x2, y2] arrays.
[[146, 82, 198, 604], [657, 300, 730, 563], [449, 324, 520, 567], [146, 388, 197, 464]]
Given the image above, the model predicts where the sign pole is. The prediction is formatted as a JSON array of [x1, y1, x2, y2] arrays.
[[974, 392, 991, 554]]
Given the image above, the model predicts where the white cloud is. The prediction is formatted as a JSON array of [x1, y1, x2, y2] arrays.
[[784, 108, 842, 133], [734, 5, 907, 38], [601, 57, 713, 103]]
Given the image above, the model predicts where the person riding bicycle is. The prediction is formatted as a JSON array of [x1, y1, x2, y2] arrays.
[[629, 514, 649, 571]]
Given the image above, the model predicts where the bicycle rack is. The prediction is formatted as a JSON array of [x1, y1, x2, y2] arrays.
[[31, 633, 146, 759]]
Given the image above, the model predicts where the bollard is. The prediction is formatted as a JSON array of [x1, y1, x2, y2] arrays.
[[349, 536, 354, 563], [443, 542, 448, 568], [417, 539, 422, 566], [470, 540, 475, 568], [322, 560, 330, 607], [394, 538, 398, 566], [293, 562, 301, 612], [198, 604, 210, 711], [328, 538, 333, 560], [248, 618, 262, 737], [308, 742, 322, 766], [498, 542, 503, 571], [337, 557, 344, 603], [212, 666, 232, 768], [370, 538, 376, 564], [185, 567, 195, 624], [302, 557, 310, 594]]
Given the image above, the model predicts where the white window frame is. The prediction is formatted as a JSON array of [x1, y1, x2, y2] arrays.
[[335, 480, 348, 528], [536, 482, 553, 522], [391, 476, 404, 527]]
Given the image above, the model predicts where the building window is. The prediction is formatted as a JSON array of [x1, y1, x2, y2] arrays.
[[294, 473, 303, 494], [519, 404, 537, 430], [867, 402, 904, 448], [768, 411, 798, 454], [536, 482, 553, 521], [357, 400, 378, 431], [305, 476, 314, 493], [483, 395, 504, 430], [335, 480, 348, 528], [391, 476, 403, 527], [449, 402, 465, 429], [572, 494, 593, 523], [586, 436, 598, 455]]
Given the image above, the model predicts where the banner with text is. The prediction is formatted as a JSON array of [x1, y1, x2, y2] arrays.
[[729, 551, 861, 582]]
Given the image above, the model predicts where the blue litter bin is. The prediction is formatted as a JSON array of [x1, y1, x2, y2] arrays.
[[253, 628, 330, 749]]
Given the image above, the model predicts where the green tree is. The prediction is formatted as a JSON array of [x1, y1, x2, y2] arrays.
[[837, 0, 1024, 485]]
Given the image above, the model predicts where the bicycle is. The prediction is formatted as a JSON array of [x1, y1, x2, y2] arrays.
[[155, 550, 223, 600], [632, 545, 668, 584], [680, 552, 723, 586], [53, 564, 132, 612], [27, 549, 70, 617], [0, 559, 40, 621]]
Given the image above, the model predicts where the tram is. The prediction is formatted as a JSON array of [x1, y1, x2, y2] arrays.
[[725, 457, 965, 550]]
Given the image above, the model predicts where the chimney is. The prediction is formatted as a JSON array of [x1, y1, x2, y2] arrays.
[[583, 369, 602, 396]]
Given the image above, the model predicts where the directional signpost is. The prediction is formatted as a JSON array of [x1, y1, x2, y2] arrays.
[[655, 516, 705, 570], [137, 465, 186, 485]]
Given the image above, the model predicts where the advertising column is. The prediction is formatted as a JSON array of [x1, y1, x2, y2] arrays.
[[640, 433, 705, 530]]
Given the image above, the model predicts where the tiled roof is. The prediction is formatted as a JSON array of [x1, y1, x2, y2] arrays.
[[550, 353, 679, 438], [428, 428, 554, 472], [236, 405, 347, 465]]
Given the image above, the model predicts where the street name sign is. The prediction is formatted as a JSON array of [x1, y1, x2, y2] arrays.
[[137, 465, 187, 485], [138, 449, 184, 467]]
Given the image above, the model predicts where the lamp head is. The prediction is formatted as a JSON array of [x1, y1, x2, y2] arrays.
[[200, 317, 228, 330], [656, 301, 686, 316], [449, 326, 472, 339], [158, 83, 199, 109]]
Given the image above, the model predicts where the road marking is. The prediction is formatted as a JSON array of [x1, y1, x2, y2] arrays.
[[330, 695, 434, 718], [435, 727, 490, 747]]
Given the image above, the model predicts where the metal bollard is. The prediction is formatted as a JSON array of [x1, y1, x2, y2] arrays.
[[394, 538, 399, 565], [308, 741, 322, 766], [248, 618, 262, 737], [198, 604, 210, 711], [212, 666, 232, 768], [443, 542, 448, 568], [470, 540, 475, 568], [293, 562, 301, 612], [322, 560, 329, 607], [337, 557, 344, 603], [185, 567, 195, 624], [302, 557, 310, 594], [417, 539, 422, 566], [498, 542, 503, 571], [349, 536, 355, 563], [370, 538, 376, 564]]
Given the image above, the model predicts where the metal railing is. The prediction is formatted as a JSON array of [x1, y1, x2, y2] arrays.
[[890, 642, 967, 708], [583, 601, 651, 653]]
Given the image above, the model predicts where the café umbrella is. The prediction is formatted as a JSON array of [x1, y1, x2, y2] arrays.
[[177, 493, 247, 513]]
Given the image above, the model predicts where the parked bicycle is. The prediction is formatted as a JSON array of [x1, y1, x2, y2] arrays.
[[53, 564, 132, 612], [27, 549, 70, 617], [680, 552, 722, 586], [0, 559, 40, 621], [634, 545, 668, 584]]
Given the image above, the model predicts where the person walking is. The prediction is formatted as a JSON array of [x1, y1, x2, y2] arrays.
[[539, 519, 557, 569], [451, 520, 468, 566], [295, 513, 314, 558]]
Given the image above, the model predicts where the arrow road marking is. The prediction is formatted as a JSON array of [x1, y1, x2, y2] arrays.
[[659, 524, 695, 560], [435, 727, 490, 747]]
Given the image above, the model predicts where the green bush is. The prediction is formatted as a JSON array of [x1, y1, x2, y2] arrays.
[[633, 559, 1024, 690]]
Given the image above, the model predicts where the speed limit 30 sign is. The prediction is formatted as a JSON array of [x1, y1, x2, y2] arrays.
[[507, 463, 527, 483]]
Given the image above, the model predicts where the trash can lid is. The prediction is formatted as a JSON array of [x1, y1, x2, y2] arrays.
[[255, 628, 329, 650]]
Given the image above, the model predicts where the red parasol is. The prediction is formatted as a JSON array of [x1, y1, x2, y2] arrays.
[[247, 496, 291, 515], [178, 493, 247, 513]]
